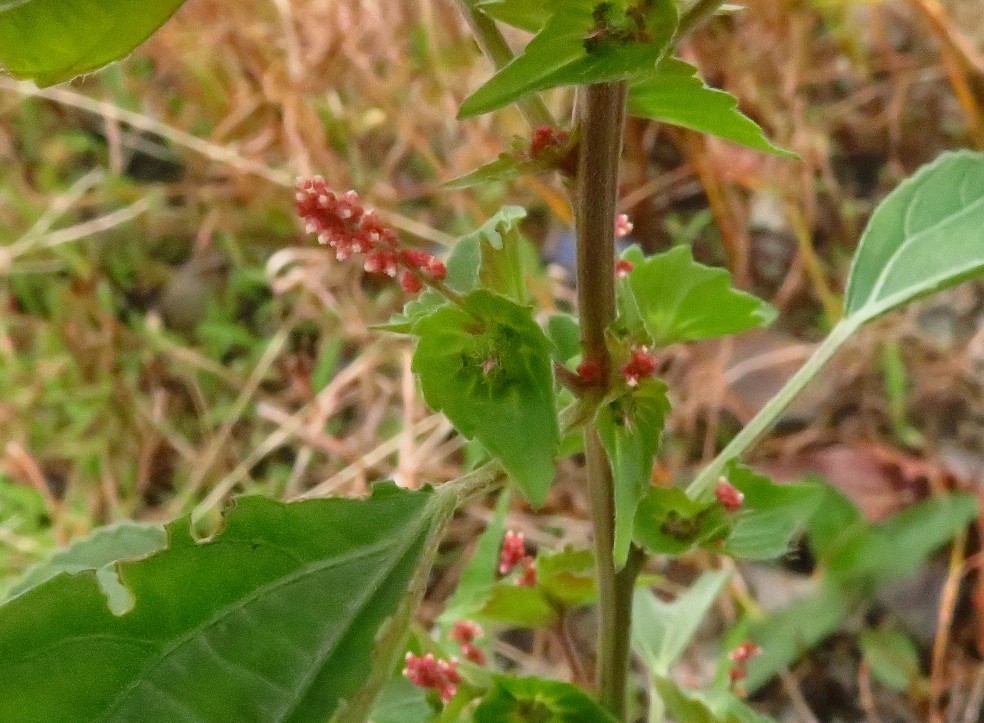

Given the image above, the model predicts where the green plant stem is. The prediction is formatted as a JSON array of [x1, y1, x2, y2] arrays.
[[685, 317, 858, 499], [455, 0, 554, 129], [575, 80, 637, 719]]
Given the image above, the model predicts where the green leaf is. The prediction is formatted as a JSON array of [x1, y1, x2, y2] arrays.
[[7, 521, 166, 609], [478, 584, 559, 628], [546, 313, 581, 363], [652, 677, 774, 723], [375, 289, 448, 334], [474, 675, 618, 722], [743, 580, 850, 691], [459, 0, 677, 118], [629, 57, 794, 157], [721, 465, 825, 560], [632, 571, 730, 674], [536, 547, 596, 608], [0, 0, 188, 86], [0, 486, 445, 722], [442, 490, 511, 621], [859, 628, 921, 692], [597, 379, 671, 567], [844, 151, 984, 322], [369, 677, 434, 723], [826, 492, 977, 585], [445, 153, 540, 190], [447, 206, 530, 303], [412, 290, 559, 505], [633, 487, 728, 555], [474, 0, 550, 32], [621, 246, 776, 345]]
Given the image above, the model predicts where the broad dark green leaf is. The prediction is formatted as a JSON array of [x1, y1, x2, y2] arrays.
[[537, 547, 596, 608], [844, 152, 984, 322], [413, 290, 559, 505], [474, 675, 617, 722], [474, 0, 550, 32], [721, 465, 824, 560], [632, 571, 730, 674], [0, 0, 188, 86], [459, 0, 677, 118], [7, 521, 166, 608], [620, 246, 775, 345], [859, 628, 921, 692], [597, 379, 671, 566], [478, 584, 559, 628], [629, 57, 793, 157], [0, 486, 443, 722], [633, 487, 728, 556]]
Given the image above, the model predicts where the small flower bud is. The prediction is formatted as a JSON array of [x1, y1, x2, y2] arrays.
[[576, 358, 602, 384], [715, 478, 745, 512], [401, 271, 423, 294], [615, 259, 634, 278], [498, 530, 526, 575], [621, 346, 658, 387], [615, 214, 633, 238], [450, 620, 483, 645]]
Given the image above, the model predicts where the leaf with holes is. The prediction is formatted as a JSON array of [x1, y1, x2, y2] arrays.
[[0, 485, 448, 722], [0, 0, 188, 86], [844, 151, 984, 323], [629, 56, 793, 157], [412, 290, 559, 505], [459, 0, 677, 118]]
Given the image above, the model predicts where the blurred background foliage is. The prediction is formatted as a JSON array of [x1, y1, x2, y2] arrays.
[[0, 0, 983, 718]]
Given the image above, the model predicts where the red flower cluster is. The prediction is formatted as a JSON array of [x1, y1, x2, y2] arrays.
[[576, 358, 603, 385], [715, 478, 745, 512], [403, 652, 461, 702], [621, 346, 658, 387], [295, 177, 446, 293], [498, 530, 537, 587], [450, 620, 486, 665], [529, 125, 571, 158]]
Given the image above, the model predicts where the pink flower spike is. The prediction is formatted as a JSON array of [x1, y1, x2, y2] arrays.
[[498, 530, 526, 575], [615, 259, 634, 278], [516, 557, 537, 587], [715, 478, 745, 512], [401, 271, 423, 294], [729, 641, 762, 663], [403, 653, 461, 703]]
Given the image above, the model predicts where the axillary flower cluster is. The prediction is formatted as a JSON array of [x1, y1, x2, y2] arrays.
[[295, 177, 446, 294]]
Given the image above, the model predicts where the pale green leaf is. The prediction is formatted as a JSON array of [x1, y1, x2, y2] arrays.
[[597, 379, 671, 567], [629, 57, 794, 157], [412, 290, 559, 505], [537, 547, 596, 608], [478, 584, 559, 628], [0, 0, 188, 86], [459, 0, 677, 118], [621, 245, 776, 345], [447, 206, 530, 302], [632, 571, 730, 675], [845, 151, 984, 322], [0, 486, 445, 722]]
